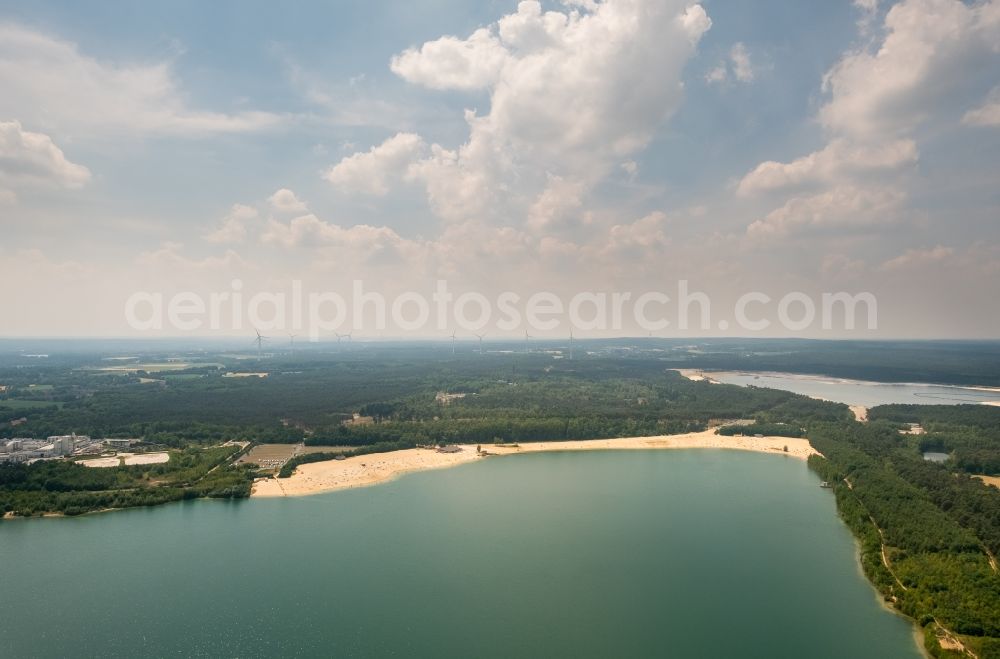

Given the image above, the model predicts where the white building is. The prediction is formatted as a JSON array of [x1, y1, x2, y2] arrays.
[[48, 434, 86, 456]]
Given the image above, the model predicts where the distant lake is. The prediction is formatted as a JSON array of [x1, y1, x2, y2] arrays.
[[711, 371, 1000, 407], [0, 451, 921, 658]]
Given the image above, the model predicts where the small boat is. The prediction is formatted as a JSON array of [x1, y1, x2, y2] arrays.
[[819, 481, 832, 488]]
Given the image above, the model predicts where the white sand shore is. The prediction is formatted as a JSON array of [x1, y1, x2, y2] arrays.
[[850, 405, 868, 422], [251, 430, 818, 498], [673, 369, 720, 383]]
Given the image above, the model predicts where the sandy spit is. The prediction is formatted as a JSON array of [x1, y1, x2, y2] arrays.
[[251, 430, 818, 498]]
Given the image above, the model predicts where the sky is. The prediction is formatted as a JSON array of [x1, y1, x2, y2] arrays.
[[1, 0, 999, 338]]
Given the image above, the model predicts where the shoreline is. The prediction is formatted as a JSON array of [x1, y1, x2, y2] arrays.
[[251, 430, 818, 498]]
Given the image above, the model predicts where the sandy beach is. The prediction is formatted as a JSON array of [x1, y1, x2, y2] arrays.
[[673, 369, 720, 383], [251, 430, 818, 498], [850, 405, 869, 422]]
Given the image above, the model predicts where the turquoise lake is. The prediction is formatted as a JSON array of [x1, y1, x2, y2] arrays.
[[0, 450, 923, 658]]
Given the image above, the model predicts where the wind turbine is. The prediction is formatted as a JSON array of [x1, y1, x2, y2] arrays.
[[334, 331, 349, 351], [450, 330, 457, 356], [475, 333, 485, 356], [523, 329, 532, 353], [253, 329, 268, 358], [569, 329, 574, 361], [288, 333, 297, 355]]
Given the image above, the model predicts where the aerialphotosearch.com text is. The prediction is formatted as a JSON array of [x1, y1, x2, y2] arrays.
[[124, 279, 878, 338]]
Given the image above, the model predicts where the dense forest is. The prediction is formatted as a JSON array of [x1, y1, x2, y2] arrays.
[[870, 405, 1000, 475], [809, 420, 1000, 658], [0, 446, 252, 516]]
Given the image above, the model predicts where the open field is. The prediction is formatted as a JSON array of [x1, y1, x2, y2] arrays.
[[79, 452, 170, 468], [237, 444, 298, 471], [78, 456, 122, 468], [123, 452, 169, 466]]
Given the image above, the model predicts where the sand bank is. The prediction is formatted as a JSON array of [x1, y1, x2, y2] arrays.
[[977, 475, 1000, 489], [850, 405, 869, 422], [673, 369, 720, 383], [251, 430, 818, 498]]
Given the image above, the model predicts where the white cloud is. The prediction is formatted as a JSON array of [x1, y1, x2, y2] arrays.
[[737, 138, 917, 195], [603, 211, 670, 253], [879, 245, 954, 271], [705, 65, 727, 84], [390, 28, 507, 91], [747, 185, 904, 239], [203, 204, 258, 244], [379, 0, 711, 223], [0, 23, 281, 137], [730, 43, 754, 83], [527, 175, 586, 231], [324, 133, 426, 196], [963, 86, 1000, 126], [705, 42, 755, 85], [268, 188, 308, 212], [137, 242, 250, 272], [259, 213, 425, 272], [0, 120, 90, 202], [820, 0, 1000, 137], [740, 0, 1000, 242]]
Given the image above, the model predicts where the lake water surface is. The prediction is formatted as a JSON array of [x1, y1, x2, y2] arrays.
[[711, 371, 1000, 407], [0, 451, 922, 658]]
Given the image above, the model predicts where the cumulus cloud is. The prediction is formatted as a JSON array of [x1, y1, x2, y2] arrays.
[[737, 138, 917, 195], [390, 28, 507, 91], [0, 23, 281, 137], [360, 0, 711, 222], [741, 0, 1000, 242], [527, 175, 586, 231], [820, 0, 1000, 138], [879, 245, 955, 271], [268, 188, 308, 212], [603, 211, 670, 255], [324, 133, 426, 196], [203, 204, 258, 244], [0, 120, 90, 202], [746, 185, 904, 239]]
